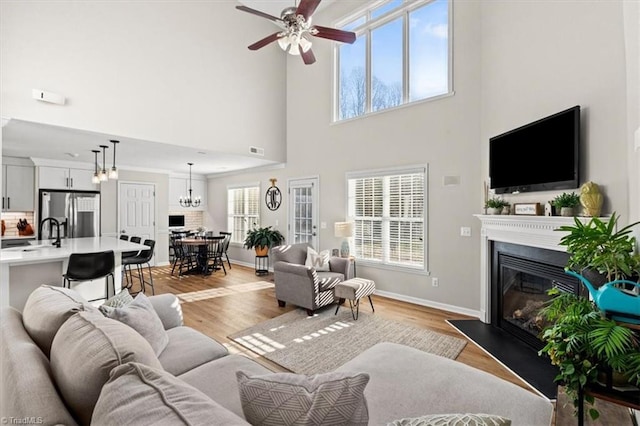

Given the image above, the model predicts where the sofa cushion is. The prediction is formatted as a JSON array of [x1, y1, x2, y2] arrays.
[[179, 354, 273, 418], [158, 326, 229, 376], [336, 342, 553, 426], [50, 310, 162, 425], [104, 292, 169, 355], [92, 362, 249, 426], [98, 288, 134, 315], [386, 413, 512, 426], [22, 284, 98, 357], [236, 370, 370, 426], [0, 307, 78, 426], [305, 247, 331, 271]]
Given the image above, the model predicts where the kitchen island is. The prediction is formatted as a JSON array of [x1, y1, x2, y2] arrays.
[[0, 237, 149, 310]]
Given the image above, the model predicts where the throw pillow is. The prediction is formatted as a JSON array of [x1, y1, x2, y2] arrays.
[[305, 247, 331, 272], [50, 310, 162, 425], [105, 292, 169, 356], [386, 413, 512, 426], [236, 370, 369, 426], [99, 288, 134, 315], [92, 362, 248, 425]]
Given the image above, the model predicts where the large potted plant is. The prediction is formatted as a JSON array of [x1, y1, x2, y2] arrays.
[[243, 225, 285, 256], [538, 288, 640, 420], [556, 212, 640, 287]]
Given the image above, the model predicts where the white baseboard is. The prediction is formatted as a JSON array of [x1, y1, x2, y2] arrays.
[[374, 289, 482, 319], [232, 259, 274, 273]]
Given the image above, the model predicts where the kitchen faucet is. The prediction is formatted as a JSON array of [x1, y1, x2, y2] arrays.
[[39, 217, 61, 248]]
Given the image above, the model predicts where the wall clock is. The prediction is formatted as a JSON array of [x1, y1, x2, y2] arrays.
[[265, 178, 282, 211]]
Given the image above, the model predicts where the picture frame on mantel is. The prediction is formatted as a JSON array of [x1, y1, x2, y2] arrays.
[[514, 203, 542, 215]]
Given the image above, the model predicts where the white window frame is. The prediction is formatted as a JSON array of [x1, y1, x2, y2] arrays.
[[333, 0, 453, 122], [346, 165, 429, 274], [227, 183, 261, 245]]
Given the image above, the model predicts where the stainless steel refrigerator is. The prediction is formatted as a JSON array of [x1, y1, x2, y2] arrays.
[[38, 190, 101, 240]]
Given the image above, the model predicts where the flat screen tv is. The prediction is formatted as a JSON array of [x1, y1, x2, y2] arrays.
[[168, 215, 185, 228], [489, 105, 580, 194]]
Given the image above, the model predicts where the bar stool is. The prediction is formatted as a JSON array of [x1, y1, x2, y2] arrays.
[[119, 234, 129, 241], [122, 236, 141, 289], [123, 239, 156, 295], [63, 250, 115, 303]]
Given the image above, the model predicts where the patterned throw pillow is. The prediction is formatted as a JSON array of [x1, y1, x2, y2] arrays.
[[305, 247, 331, 272], [99, 288, 134, 315], [386, 413, 512, 426], [237, 370, 369, 426]]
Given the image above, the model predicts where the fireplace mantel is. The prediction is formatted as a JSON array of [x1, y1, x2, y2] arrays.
[[475, 214, 600, 323]]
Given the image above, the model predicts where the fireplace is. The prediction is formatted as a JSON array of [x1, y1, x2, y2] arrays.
[[491, 241, 583, 350]]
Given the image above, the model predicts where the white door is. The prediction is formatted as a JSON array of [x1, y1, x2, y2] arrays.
[[119, 183, 156, 264], [288, 177, 319, 249]]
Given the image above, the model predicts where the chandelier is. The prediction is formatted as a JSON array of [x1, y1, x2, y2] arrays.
[[179, 162, 201, 208]]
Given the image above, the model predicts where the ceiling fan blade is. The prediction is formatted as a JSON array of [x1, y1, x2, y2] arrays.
[[311, 25, 356, 44], [236, 5, 283, 24], [248, 32, 282, 51], [300, 46, 316, 65], [296, 0, 322, 20]]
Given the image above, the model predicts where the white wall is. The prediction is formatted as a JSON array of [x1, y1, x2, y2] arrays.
[[210, 0, 632, 314], [0, 1, 286, 163]]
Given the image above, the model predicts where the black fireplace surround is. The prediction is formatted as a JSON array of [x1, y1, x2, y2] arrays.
[[491, 241, 583, 351]]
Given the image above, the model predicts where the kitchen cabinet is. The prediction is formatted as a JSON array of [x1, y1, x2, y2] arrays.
[[168, 177, 207, 211], [38, 166, 98, 191], [2, 164, 35, 212]]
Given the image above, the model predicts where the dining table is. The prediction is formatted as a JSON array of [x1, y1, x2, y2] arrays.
[[179, 238, 210, 275]]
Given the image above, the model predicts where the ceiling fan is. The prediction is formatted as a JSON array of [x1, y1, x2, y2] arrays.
[[236, 0, 356, 65]]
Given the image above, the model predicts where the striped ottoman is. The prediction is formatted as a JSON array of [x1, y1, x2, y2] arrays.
[[334, 278, 376, 320]]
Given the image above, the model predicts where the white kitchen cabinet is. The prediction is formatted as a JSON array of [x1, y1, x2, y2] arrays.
[[38, 166, 98, 191], [2, 164, 35, 212], [168, 177, 207, 211]]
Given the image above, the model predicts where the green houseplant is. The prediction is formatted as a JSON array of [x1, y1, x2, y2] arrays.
[[485, 197, 509, 215], [557, 212, 640, 285], [538, 288, 640, 420], [243, 225, 285, 256], [552, 192, 580, 216]]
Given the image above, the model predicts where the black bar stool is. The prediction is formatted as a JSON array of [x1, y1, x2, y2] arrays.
[[63, 250, 115, 302], [123, 239, 156, 295]]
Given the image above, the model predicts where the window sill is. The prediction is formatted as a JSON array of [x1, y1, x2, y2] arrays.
[[355, 259, 430, 276]]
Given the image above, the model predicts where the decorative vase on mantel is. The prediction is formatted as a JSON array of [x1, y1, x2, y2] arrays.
[[560, 207, 574, 217], [487, 207, 501, 215]]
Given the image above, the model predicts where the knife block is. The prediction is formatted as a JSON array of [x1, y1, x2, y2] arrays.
[[18, 224, 34, 236]]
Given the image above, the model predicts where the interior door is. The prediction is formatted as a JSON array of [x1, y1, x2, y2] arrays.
[[119, 182, 156, 264], [288, 177, 319, 249]]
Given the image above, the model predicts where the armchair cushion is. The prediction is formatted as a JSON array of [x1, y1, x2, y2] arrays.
[[305, 247, 331, 271], [272, 243, 310, 265]]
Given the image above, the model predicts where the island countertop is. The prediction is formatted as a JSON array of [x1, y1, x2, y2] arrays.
[[0, 237, 149, 266]]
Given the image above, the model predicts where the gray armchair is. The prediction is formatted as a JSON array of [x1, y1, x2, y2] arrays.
[[271, 243, 352, 316]]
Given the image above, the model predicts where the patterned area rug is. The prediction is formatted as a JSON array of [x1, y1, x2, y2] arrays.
[[229, 307, 467, 375]]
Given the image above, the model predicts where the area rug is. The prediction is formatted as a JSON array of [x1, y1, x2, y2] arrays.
[[229, 307, 467, 375]]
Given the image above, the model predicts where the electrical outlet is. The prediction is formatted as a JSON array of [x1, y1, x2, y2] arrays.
[[460, 227, 471, 237], [432, 277, 439, 287]]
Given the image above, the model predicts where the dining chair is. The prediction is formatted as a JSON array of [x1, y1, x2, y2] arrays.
[[206, 236, 226, 275], [219, 231, 232, 269]]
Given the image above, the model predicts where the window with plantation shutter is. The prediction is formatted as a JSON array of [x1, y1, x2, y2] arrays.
[[227, 184, 260, 244], [347, 166, 427, 271]]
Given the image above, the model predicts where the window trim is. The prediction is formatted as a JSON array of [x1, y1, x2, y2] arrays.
[[345, 164, 429, 275], [227, 182, 261, 246], [332, 0, 453, 123]]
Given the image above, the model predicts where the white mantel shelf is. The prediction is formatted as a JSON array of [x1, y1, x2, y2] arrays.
[[474, 214, 607, 323]]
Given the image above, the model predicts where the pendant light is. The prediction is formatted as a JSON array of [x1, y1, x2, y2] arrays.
[[108, 140, 119, 179], [99, 145, 109, 182], [179, 163, 201, 208], [91, 150, 100, 184]]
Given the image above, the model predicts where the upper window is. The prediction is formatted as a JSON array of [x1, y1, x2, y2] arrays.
[[227, 184, 260, 244], [347, 166, 427, 272], [336, 0, 451, 121]]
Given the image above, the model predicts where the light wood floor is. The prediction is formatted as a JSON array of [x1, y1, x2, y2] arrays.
[[140, 262, 635, 425]]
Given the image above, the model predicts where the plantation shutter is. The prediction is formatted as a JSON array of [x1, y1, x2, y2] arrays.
[[228, 185, 260, 244]]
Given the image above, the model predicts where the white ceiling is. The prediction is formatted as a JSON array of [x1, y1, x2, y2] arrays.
[[238, 0, 336, 18], [2, 119, 280, 176]]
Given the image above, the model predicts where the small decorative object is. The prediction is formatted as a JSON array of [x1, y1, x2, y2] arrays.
[[514, 203, 542, 215], [484, 197, 509, 215], [16, 218, 34, 236], [331, 248, 339, 257], [552, 192, 580, 217], [501, 205, 511, 215], [1, 219, 5, 236], [243, 225, 285, 256], [544, 202, 553, 217], [579, 181, 603, 217], [334, 222, 354, 257], [265, 178, 282, 211]]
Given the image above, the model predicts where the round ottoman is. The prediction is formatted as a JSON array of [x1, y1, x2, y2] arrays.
[[334, 278, 376, 320]]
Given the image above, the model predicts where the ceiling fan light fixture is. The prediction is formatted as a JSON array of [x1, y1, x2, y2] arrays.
[[278, 34, 312, 56]]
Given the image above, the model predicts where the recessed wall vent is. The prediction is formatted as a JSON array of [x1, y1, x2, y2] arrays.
[[250, 146, 265, 156]]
